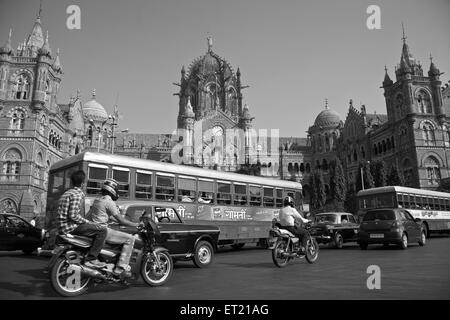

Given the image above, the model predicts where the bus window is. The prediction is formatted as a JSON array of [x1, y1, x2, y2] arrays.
[[87, 164, 108, 195], [263, 187, 275, 207], [275, 189, 283, 208], [414, 196, 422, 209], [136, 170, 152, 199], [113, 167, 130, 198], [378, 193, 393, 208], [64, 166, 80, 190], [249, 185, 262, 207], [178, 176, 196, 202], [446, 199, 450, 211], [397, 194, 404, 208], [198, 179, 214, 204], [156, 174, 175, 201], [403, 194, 411, 209], [234, 183, 247, 205], [359, 199, 367, 209], [50, 170, 65, 195], [217, 181, 232, 205]]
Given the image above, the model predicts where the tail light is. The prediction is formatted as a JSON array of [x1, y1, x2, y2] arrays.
[[391, 221, 399, 231]]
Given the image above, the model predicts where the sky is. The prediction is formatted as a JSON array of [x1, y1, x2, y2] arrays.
[[1, 0, 449, 137]]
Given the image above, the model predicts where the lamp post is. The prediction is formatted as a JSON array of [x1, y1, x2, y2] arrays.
[[89, 118, 108, 152]]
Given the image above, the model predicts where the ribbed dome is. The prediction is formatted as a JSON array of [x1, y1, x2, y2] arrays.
[[83, 89, 108, 122], [314, 107, 341, 127]]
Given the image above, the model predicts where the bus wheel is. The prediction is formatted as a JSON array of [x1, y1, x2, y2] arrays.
[[193, 241, 214, 268]]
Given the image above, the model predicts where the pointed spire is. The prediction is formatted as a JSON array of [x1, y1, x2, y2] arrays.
[[92, 89, 96, 100], [349, 99, 353, 109], [383, 66, 393, 86], [207, 35, 213, 52], [76, 89, 81, 99], [39, 30, 52, 56], [325, 99, 329, 110], [401, 22, 407, 43], [53, 48, 62, 71], [0, 28, 13, 55], [237, 67, 241, 76], [428, 53, 440, 77]]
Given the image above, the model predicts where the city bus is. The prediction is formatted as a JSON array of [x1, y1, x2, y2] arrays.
[[45, 152, 303, 248], [356, 186, 450, 237]]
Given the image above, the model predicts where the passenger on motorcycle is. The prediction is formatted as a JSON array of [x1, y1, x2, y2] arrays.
[[279, 196, 311, 252], [56, 170, 108, 268], [86, 179, 139, 276]]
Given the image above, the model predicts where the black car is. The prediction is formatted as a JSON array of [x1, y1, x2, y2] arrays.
[[309, 212, 360, 248], [357, 208, 426, 250], [0, 213, 46, 254], [115, 201, 220, 268]]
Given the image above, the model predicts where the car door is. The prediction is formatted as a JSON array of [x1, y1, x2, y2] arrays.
[[153, 206, 190, 254], [404, 210, 420, 241], [347, 214, 360, 240], [0, 215, 14, 250], [4, 215, 35, 249]]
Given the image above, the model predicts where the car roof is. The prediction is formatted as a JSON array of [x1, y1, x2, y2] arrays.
[[316, 212, 354, 216]]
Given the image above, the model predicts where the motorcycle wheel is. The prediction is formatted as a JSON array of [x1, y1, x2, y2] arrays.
[[271, 240, 291, 268], [50, 257, 90, 297], [305, 237, 319, 264], [141, 251, 173, 286]]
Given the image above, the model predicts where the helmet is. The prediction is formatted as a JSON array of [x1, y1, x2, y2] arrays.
[[102, 178, 119, 201], [283, 196, 295, 207]]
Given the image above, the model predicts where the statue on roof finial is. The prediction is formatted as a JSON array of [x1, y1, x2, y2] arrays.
[[207, 35, 213, 52]]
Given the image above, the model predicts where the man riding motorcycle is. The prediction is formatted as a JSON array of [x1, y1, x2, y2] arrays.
[[86, 179, 138, 276], [279, 196, 311, 252]]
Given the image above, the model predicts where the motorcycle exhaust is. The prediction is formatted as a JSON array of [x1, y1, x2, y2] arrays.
[[69, 264, 107, 280]]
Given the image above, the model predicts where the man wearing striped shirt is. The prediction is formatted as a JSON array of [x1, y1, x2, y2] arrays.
[[57, 170, 107, 268]]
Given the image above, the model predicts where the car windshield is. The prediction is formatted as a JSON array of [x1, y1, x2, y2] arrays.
[[363, 210, 396, 221], [315, 214, 338, 224]]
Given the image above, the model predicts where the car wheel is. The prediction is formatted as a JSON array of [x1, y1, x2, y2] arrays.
[[359, 242, 368, 250], [418, 231, 426, 246], [193, 241, 214, 268], [422, 223, 430, 238], [399, 233, 408, 250], [334, 233, 344, 249]]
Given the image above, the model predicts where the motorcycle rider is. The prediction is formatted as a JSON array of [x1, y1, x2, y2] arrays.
[[86, 179, 138, 276], [279, 196, 311, 252], [56, 170, 107, 268]]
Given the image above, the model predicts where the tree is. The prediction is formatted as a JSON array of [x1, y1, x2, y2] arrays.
[[330, 158, 347, 211], [310, 170, 326, 212], [387, 165, 405, 186], [372, 160, 388, 187], [344, 184, 357, 214], [236, 163, 261, 176]]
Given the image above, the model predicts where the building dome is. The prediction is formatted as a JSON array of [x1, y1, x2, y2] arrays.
[[83, 89, 108, 122], [314, 102, 341, 127]]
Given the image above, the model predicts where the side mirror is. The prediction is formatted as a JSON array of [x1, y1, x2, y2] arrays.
[[414, 218, 421, 223], [305, 212, 311, 218]]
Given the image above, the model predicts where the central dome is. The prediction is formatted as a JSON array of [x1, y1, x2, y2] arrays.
[[314, 106, 341, 127], [83, 89, 108, 122]]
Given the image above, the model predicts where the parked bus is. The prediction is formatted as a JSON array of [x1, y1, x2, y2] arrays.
[[45, 152, 303, 248], [357, 186, 450, 237]]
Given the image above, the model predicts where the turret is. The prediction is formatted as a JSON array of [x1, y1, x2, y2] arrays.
[[428, 54, 445, 118], [0, 29, 14, 59]]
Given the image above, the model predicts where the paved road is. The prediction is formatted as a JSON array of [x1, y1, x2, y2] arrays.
[[0, 236, 449, 300]]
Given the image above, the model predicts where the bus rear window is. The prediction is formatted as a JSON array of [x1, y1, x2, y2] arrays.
[[113, 167, 130, 198], [136, 171, 152, 199]]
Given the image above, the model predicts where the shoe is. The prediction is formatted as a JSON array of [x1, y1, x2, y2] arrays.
[[84, 259, 107, 268], [113, 267, 132, 278]]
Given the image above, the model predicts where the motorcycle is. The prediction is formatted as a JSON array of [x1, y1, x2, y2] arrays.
[[48, 216, 173, 297], [268, 219, 319, 267]]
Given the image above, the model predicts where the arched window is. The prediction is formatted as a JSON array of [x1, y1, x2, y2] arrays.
[[1, 148, 22, 181], [373, 144, 377, 155], [317, 135, 323, 152], [417, 91, 432, 114], [353, 149, 357, 162], [294, 163, 299, 173], [425, 156, 441, 185], [13, 74, 31, 100], [300, 163, 305, 173], [305, 163, 311, 173], [382, 140, 387, 153], [0, 198, 17, 214], [288, 163, 293, 174], [391, 136, 395, 150], [322, 159, 328, 171], [10, 109, 25, 130], [377, 142, 382, 155], [87, 126, 93, 145], [422, 123, 435, 146], [361, 146, 366, 158], [332, 132, 337, 151]]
